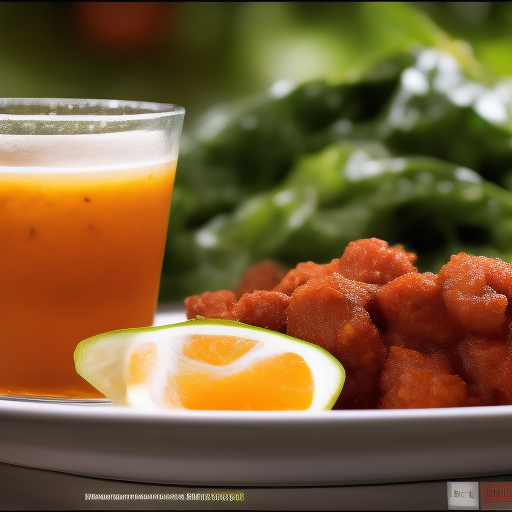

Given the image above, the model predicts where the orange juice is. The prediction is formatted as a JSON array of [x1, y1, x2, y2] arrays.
[[0, 160, 176, 398]]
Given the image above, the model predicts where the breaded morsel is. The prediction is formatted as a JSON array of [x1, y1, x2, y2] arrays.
[[232, 290, 291, 332], [235, 259, 288, 298], [272, 259, 341, 296], [438, 253, 512, 336], [376, 272, 457, 347], [379, 346, 471, 409], [339, 238, 417, 285], [455, 336, 512, 405], [185, 290, 237, 320], [286, 274, 385, 408]]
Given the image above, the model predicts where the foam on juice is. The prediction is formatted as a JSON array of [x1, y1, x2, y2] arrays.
[[0, 130, 174, 171]]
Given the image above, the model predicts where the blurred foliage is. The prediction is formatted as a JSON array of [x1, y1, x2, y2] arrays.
[[160, 46, 512, 299], [0, 2, 510, 127], [1, 2, 510, 301]]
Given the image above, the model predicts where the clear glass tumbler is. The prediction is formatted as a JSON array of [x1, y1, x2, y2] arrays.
[[0, 98, 185, 401]]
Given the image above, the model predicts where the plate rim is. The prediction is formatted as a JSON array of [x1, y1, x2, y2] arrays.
[[2, 396, 512, 425]]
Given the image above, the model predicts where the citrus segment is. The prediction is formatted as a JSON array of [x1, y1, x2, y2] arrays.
[[173, 352, 314, 410], [127, 342, 158, 386], [182, 335, 259, 366], [74, 319, 345, 411]]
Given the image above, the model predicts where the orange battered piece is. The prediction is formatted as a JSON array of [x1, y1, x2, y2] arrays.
[[339, 238, 417, 285], [379, 346, 471, 408], [235, 259, 288, 298], [183, 238, 512, 410], [185, 290, 237, 320], [376, 272, 457, 348], [286, 274, 385, 408], [438, 253, 512, 336], [455, 336, 512, 405], [232, 290, 290, 332], [272, 259, 341, 296]]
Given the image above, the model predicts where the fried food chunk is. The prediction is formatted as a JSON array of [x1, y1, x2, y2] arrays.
[[339, 238, 417, 285], [379, 346, 470, 409], [438, 253, 512, 336], [286, 274, 385, 408], [183, 238, 512, 410], [235, 259, 288, 298], [272, 259, 341, 296], [232, 290, 290, 332], [185, 290, 237, 320], [376, 272, 457, 347], [455, 336, 512, 405]]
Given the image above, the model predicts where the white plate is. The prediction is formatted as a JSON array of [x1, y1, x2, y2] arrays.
[[1, 307, 511, 487], [152, 302, 188, 327]]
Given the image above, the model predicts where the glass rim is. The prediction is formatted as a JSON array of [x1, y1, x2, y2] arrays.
[[0, 98, 185, 122]]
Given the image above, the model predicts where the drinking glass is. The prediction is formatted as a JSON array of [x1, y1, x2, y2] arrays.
[[0, 98, 185, 401]]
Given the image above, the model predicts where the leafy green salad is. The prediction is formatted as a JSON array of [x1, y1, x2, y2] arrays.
[[160, 46, 512, 301]]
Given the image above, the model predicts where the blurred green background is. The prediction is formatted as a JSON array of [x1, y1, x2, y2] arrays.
[[1, 2, 510, 129], [2, 2, 511, 301]]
